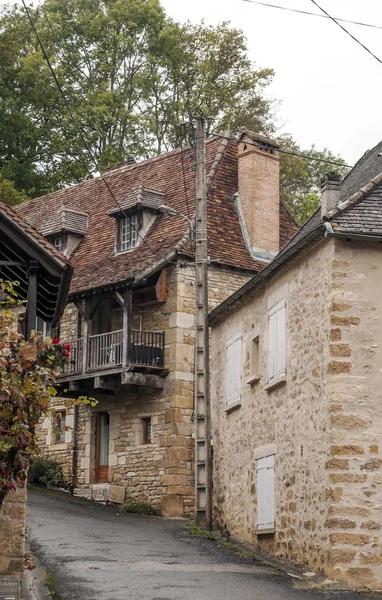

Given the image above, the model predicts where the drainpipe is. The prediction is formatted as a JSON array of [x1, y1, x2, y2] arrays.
[[71, 404, 78, 491]]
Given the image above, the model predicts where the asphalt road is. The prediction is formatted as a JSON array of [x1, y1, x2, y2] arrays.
[[27, 489, 374, 600]]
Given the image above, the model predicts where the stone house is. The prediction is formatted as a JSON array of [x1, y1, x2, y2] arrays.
[[0, 199, 72, 577], [209, 139, 382, 590], [17, 132, 297, 516]]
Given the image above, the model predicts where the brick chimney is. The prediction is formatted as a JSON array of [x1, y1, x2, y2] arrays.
[[320, 172, 341, 218], [237, 131, 280, 261]]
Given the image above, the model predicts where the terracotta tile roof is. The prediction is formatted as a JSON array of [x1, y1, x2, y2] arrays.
[[16, 136, 297, 296], [0, 200, 70, 266]]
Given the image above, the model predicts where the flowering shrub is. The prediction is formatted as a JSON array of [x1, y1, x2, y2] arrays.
[[0, 280, 96, 506]]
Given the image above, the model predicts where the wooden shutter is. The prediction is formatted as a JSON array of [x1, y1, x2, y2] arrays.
[[268, 299, 286, 381], [226, 335, 241, 406], [257, 454, 275, 530]]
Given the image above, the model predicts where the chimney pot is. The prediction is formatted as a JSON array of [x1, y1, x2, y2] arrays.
[[321, 172, 341, 218]]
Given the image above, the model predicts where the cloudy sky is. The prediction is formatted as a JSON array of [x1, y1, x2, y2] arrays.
[[161, 0, 382, 165], [1, 0, 381, 165]]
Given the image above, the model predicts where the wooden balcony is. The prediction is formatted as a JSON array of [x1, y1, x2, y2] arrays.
[[59, 329, 166, 390]]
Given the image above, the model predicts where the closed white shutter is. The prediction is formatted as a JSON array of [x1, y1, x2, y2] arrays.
[[233, 337, 241, 403], [267, 299, 286, 381], [226, 335, 241, 406], [257, 454, 275, 530], [276, 302, 286, 377], [227, 341, 234, 406]]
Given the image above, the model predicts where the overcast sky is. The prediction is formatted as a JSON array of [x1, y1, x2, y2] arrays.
[[161, 0, 382, 166], [1, 0, 382, 165]]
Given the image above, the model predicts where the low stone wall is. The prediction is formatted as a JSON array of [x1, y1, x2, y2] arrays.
[[0, 487, 26, 576]]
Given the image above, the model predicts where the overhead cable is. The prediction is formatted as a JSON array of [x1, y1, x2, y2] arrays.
[[309, 0, 382, 65], [242, 0, 382, 31], [21, 0, 181, 265]]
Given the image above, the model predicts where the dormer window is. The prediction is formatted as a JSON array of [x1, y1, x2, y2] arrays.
[[54, 236, 64, 253], [118, 214, 139, 252]]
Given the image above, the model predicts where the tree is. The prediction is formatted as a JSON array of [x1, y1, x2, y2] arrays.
[[0, 281, 96, 506], [278, 134, 349, 224], [0, 1, 275, 199]]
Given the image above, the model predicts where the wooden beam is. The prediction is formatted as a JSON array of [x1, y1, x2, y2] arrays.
[[122, 288, 132, 369], [121, 371, 165, 390], [25, 261, 39, 340], [155, 268, 168, 302]]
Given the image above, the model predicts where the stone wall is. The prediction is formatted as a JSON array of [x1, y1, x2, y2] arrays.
[[211, 238, 335, 572], [210, 237, 382, 591], [0, 487, 26, 576], [325, 240, 382, 589], [37, 262, 251, 515]]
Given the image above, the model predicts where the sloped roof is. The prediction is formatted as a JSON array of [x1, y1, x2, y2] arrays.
[[0, 200, 72, 323], [16, 136, 297, 296], [210, 138, 382, 323]]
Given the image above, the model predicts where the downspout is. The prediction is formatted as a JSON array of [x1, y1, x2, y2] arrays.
[[71, 403, 78, 491]]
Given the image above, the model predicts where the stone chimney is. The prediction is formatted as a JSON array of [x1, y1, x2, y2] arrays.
[[320, 173, 341, 218], [237, 131, 280, 261]]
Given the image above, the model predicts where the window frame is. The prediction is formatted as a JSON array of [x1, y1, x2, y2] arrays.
[[54, 410, 67, 444], [142, 417, 152, 444], [117, 214, 139, 253]]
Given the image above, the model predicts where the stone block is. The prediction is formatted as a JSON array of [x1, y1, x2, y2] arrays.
[[360, 458, 382, 471], [330, 361, 352, 374], [164, 408, 181, 423], [330, 549, 356, 564], [325, 458, 349, 470], [330, 328, 342, 341], [331, 414, 368, 428], [92, 484, 110, 502], [109, 485, 126, 504], [330, 315, 360, 326], [325, 518, 356, 529], [330, 344, 351, 357], [329, 533, 369, 545], [329, 473, 367, 484], [361, 520, 381, 530], [331, 445, 364, 455], [161, 495, 184, 517]]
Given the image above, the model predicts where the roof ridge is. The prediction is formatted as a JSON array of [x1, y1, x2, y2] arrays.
[[206, 130, 232, 188], [327, 170, 382, 220]]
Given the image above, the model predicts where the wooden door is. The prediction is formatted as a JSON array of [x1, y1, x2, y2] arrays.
[[95, 413, 109, 483]]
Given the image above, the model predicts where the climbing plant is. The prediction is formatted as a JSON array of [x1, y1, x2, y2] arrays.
[[0, 280, 96, 506]]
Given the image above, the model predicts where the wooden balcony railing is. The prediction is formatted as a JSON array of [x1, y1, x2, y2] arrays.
[[63, 338, 83, 375], [88, 330, 123, 370], [61, 329, 165, 377]]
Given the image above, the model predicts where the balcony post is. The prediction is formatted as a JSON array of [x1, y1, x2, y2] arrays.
[[122, 288, 132, 369], [82, 318, 89, 373]]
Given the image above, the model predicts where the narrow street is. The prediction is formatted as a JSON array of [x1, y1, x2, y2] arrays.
[[27, 489, 374, 600]]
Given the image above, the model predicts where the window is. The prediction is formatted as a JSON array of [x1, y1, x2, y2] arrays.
[[35, 316, 51, 339], [54, 236, 64, 253], [118, 214, 139, 252], [267, 299, 286, 383], [226, 335, 241, 407], [55, 411, 66, 444], [256, 453, 275, 532], [142, 417, 152, 444]]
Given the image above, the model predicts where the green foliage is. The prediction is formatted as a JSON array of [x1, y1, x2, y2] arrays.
[[183, 522, 217, 540], [122, 499, 159, 515], [28, 457, 66, 489], [278, 134, 349, 224], [0, 0, 275, 201], [0, 279, 97, 506]]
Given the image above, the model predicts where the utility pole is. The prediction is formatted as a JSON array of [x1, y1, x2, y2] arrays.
[[194, 113, 212, 529]]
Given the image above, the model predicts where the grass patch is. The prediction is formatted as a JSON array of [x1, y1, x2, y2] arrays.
[[45, 571, 62, 599], [183, 522, 218, 540], [122, 499, 159, 516]]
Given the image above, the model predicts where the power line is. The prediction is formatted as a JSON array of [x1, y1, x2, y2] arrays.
[[21, 0, 180, 266], [242, 0, 382, 31], [214, 134, 352, 169], [309, 0, 382, 66]]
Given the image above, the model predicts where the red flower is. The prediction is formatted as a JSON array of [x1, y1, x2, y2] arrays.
[[52, 338, 60, 345], [64, 343, 71, 350], [64, 351, 70, 357]]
